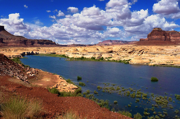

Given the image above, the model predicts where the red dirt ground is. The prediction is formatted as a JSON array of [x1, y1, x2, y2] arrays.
[[0, 76, 131, 119]]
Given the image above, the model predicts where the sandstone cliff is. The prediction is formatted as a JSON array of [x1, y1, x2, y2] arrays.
[[0, 26, 58, 47], [138, 28, 180, 45]]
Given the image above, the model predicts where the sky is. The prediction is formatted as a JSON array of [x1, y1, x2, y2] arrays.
[[0, 0, 180, 44]]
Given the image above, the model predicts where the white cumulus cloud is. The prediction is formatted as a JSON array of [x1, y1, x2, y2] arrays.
[[68, 7, 79, 13], [153, 0, 180, 15], [57, 10, 65, 17]]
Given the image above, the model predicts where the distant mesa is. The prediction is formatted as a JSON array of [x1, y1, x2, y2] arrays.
[[137, 28, 180, 45], [97, 40, 137, 46], [0, 25, 58, 47]]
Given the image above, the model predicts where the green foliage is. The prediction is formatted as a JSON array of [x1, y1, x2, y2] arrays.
[[175, 94, 180, 100], [1, 96, 42, 119], [114, 100, 118, 104], [118, 111, 132, 117], [175, 109, 179, 114], [97, 86, 102, 90], [11, 57, 30, 68], [59, 87, 82, 97], [135, 99, 140, 102], [151, 77, 158, 82], [77, 76, 82, 81], [39, 54, 68, 58], [143, 111, 150, 116], [66, 79, 75, 85], [57, 110, 81, 119], [94, 90, 98, 94], [79, 82, 86, 86], [134, 113, 142, 119], [48, 87, 60, 94]]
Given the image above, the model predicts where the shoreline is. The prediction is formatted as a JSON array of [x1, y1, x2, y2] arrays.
[[0, 45, 180, 67], [36, 53, 180, 68]]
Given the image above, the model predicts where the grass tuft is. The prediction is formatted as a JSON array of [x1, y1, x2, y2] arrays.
[[57, 111, 81, 119], [1, 96, 43, 119]]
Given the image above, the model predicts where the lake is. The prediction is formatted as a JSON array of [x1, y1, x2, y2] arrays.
[[21, 55, 180, 118]]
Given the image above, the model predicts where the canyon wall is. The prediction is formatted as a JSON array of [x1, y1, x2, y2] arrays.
[[138, 28, 180, 45], [0, 26, 58, 47]]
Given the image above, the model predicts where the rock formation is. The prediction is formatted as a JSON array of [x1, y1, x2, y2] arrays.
[[138, 28, 180, 45], [0, 26, 58, 47], [0, 54, 38, 81], [97, 40, 137, 45]]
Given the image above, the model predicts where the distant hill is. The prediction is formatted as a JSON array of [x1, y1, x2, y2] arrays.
[[97, 40, 137, 46]]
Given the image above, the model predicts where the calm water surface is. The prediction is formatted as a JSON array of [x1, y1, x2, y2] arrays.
[[21, 55, 180, 118]]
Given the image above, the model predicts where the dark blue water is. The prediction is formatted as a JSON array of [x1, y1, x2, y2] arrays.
[[21, 55, 180, 118]]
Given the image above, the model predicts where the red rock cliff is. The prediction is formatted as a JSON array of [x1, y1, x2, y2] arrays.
[[138, 28, 180, 45], [0, 26, 58, 47]]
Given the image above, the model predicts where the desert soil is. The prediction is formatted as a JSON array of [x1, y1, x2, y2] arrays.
[[0, 76, 131, 119]]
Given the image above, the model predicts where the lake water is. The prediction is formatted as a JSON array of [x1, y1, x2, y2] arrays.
[[21, 55, 180, 118]]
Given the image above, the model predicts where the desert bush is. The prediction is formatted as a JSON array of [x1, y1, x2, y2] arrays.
[[118, 111, 132, 117], [151, 77, 158, 82], [94, 90, 98, 94], [97, 86, 102, 90], [114, 100, 118, 104], [59, 87, 82, 97], [77, 76, 82, 81], [79, 82, 86, 86], [1, 96, 42, 119], [66, 79, 75, 84], [134, 113, 142, 119], [57, 110, 81, 119], [48, 87, 60, 94], [143, 111, 150, 116], [175, 94, 180, 100]]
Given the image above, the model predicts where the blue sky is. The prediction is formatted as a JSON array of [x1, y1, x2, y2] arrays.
[[0, 0, 180, 44]]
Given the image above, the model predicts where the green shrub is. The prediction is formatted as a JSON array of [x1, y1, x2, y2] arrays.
[[1, 96, 42, 119], [97, 86, 102, 90], [134, 113, 142, 119], [57, 110, 81, 119], [114, 100, 118, 104], [94, 90, 98, 94], [175, 109, 179, 114], [59, 87, 82, 97], [77, 76, 82, 81], [86, 90, 90, 94], [144, 111, 150, 116], [66, 79, 75, 84], [175, 94, 180, 100], [151, 77, 158, 82], [118, 111, 132, 117], [135, 99, 140, 102], [48, 87, 60, 94], [79, 82, 85, 86]]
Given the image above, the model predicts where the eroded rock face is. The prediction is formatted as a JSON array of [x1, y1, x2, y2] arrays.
[[147, 28, 170, 41], [138, 28, 180, 45], [51, 76, 78, 92], [0, 26, 57, 47], [0, 54, 38, 81]]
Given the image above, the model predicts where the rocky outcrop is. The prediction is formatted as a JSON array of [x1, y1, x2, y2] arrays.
[[138, 28, 180, 45], [0, 26, 58, 47], [51, 76, 78, 92], [0, 54, 38, 81]]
